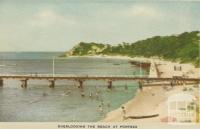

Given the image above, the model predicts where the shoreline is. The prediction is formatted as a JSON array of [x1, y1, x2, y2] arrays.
[[67, 55, 200, 78], [102, 84, 199, 122], [67, 55, 199, 122], [66, 55, 199, 123], [65, 55, 133, 60]]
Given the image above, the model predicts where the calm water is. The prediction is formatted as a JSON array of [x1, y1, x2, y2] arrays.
[[0, 52, 147, 122]]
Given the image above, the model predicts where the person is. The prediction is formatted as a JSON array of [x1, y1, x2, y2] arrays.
[[107, 101, 111, 107], [95, 92, 99, 100], [98, 105, 103, 114], [89, 92, 93, 98], [81, 91, 85, 97], [100, 99, 104, 106], [170, 80, 174, 88], [42, 92, 48, 97], [35, 72, 38, 77], [139, 81, 143, 91], [121, 106, 126, 120], [62, 90, 71, 96]]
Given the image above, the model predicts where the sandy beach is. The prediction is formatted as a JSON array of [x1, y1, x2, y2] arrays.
[[102, 85, 199, 122], [96, 55, 200, 122]]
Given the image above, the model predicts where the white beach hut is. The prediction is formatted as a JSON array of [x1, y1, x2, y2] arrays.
[[167, 93, 197, 123]]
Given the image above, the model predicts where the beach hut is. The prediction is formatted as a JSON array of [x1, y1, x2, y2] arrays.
[[167, 93, 197, 123]]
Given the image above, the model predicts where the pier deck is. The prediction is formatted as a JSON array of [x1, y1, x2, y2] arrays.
[[0, 74, 199, 88]]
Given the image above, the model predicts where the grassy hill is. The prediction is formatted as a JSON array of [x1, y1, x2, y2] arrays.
[[62, 31, 200, 67]]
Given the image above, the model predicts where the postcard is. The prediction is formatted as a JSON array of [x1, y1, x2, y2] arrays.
[[0, 0, 199, 129]]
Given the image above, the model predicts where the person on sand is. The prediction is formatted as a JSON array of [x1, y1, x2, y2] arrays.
[[170, 80, 174, 88], [121, 106, 126, 120]]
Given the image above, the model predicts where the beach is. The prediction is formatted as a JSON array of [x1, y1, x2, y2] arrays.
[[100, 56, 200, 122]]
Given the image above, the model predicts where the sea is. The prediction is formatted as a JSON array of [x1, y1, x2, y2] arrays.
[[0, 52, 148, 122]]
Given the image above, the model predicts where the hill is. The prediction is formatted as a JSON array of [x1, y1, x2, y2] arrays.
[[61, 31, 200, 67]]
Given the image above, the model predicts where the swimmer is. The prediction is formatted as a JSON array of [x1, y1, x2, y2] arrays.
[[89, 92, 93, 98], [42, 92, 48, 97], [107, 101, 111, 107], [96, 89, 101, 93], [81, 91, 85, 97], [95, 92, 99, 100], [66, 90, 71, 94], [98, 105, 103, 113], [100, 99, 104, 106]]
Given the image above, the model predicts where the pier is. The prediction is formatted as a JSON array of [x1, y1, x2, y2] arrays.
[[0, 74, 199, 89]]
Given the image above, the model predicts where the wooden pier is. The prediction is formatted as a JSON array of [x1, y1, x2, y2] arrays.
[[0, 74, 199, 89]]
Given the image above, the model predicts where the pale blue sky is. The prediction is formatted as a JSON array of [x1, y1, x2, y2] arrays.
[[0, 0, 200, 51]]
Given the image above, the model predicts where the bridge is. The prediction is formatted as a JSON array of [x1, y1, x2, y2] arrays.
[[0, 74, 199, 89]]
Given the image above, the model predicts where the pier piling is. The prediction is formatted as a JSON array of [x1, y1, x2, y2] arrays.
[[78, 80, 84, 89], [49, 80, 55, 88], [108, 80, 112, 89], [0, 79, 3, 87], [21, 79, 28, 88]]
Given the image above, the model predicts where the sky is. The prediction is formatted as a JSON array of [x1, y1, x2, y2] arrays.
[[0, 0, 200, 51]]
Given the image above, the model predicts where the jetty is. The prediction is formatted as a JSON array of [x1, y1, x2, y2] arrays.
[[0, 74, 199, 89]]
